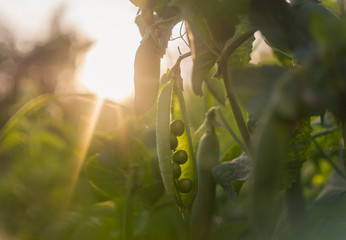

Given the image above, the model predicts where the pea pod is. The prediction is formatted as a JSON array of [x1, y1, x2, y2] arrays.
[[190, 108, 220, 240], [156, 79, 197, 210], [172, 83, 197, 208]]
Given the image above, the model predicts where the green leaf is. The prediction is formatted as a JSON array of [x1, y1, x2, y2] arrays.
[[0, 94, 56, 142], [134, 36, 160, 116], [204, 75, 227, 105], [249, 0, 293, 51], [212, 153, 252, 200], [219, 144, 243, 163], [85, 137, 150, 198], [227, 18, 255, 69], [85, 154, 126, 197], [136, 180, 164, 206], [174, 0, 249, 95], [186, 19, 218, 96]]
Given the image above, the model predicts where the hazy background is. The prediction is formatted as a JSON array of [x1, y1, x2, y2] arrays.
[[0, 0, 140, 101]]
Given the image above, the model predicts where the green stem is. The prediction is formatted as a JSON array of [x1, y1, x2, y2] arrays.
[[173, 51, 192, 68], [311, 126, 340, 139], [219, 62, 250, 147], [216, 107, 248, 154], [312, 138, 346, 181], [219, 30, 256, 149], [123, 165, 138, 240], [220, 30, 257, 62]]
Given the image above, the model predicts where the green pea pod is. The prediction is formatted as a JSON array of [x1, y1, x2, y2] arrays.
[[134, 36, 160, 116], [156, 81, 197, 210], [172, 84, 197, 209], [156, 82, 175, 198], [190, 108, 220, 240]]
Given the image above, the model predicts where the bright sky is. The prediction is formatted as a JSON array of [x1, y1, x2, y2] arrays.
[[0, 0, 141, 102]]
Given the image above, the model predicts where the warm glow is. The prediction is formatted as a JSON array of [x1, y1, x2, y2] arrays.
[[68, 1, 140, 102], [64, 97, 104, 211], [79, 43, 135, 101]]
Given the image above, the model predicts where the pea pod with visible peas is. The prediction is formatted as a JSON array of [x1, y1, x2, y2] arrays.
[[190, 107, 220, 240], [156, 75, 197, 210]]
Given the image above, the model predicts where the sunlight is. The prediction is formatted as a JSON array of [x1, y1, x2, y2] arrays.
[[79, 44, 135, 102], [63, 96, 104, 211], [69, 0, 140, 103]]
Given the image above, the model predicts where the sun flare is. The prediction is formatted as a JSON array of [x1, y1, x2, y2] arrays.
[[79, 44, 135, 102]]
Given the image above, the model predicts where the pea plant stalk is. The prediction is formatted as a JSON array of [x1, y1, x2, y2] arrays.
[[219, 29, 256, 153]]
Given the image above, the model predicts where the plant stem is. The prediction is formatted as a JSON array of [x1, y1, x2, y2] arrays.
[[219, 30, 256, 149], [312, 138, 346, 181], [174, 51, 192, 68], [311, 126, 340, 139], [220, 29, 257, 64], [216, 107, 248, 154], [123, 165, 138, 240]]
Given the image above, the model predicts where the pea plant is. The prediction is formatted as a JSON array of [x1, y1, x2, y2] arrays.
[[130, 0, 346, 239]]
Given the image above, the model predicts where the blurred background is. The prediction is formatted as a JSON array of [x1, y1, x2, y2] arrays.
[[0, 1, 209, 239], [0, 0, 141, 104], [0, 1, 144, 239]]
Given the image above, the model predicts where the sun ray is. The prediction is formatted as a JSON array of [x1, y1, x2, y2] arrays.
[[62, 96, 104, 212]]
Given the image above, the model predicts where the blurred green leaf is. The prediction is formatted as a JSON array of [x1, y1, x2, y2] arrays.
[[85, 137, 150, 198], [136, 180, 164, 207], [212, 153, 252, 200], [174, 0, 249, 95], [204, 76, 227, 105], [274, 158, 346, 240], [227, 18, 255, 69], [219, 144, 242, 163]]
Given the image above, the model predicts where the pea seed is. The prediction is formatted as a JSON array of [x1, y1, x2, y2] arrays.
[[170, 120, 185, 136], [177, 178, 193, 193], [172, 150, 188, 164]]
